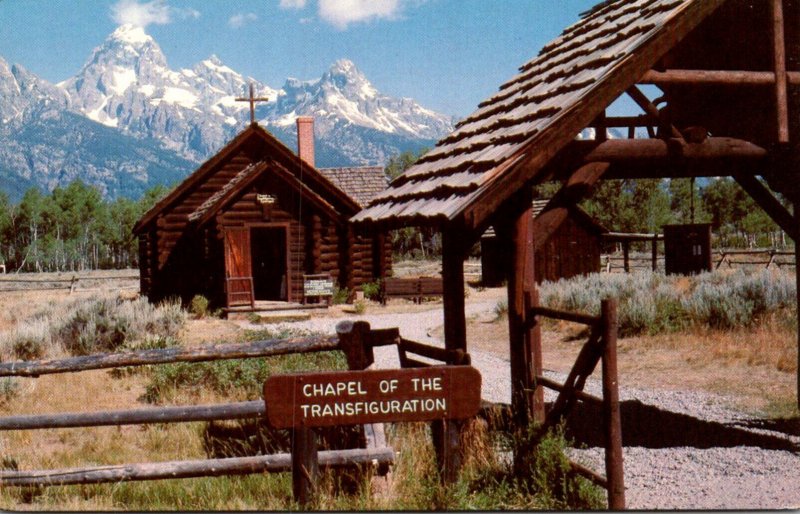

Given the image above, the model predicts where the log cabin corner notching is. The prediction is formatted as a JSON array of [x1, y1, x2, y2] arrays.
[[352, 0, 800, 466], [133, 119, 391, 309]]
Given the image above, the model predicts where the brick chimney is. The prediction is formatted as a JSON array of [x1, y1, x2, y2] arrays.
[[296, 116, 315, 168]]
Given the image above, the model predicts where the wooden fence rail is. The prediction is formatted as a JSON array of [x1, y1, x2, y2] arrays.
[[0, 400, 264, 431], [0, 334, 339, 377], [0, 448, 395, 487], [0, 274, 139, 283], [0, 327, 398, 500]]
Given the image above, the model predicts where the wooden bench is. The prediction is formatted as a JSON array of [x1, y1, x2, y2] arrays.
[[418, 277, 444, 299], [380, 277, 444, 305], [380, 278, 421, 304]]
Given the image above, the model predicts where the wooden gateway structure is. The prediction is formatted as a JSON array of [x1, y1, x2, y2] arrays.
[[133, 117, 391, 308], [353, 0, 799, 504], [481, 199, 608, 285]]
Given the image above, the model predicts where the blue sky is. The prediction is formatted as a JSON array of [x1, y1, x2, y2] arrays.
[[0, 0, 600, 117]]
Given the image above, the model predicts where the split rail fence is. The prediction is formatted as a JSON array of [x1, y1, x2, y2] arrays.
[[0, 310, 625, 509], [0, 273, 139, 293], [0, 329, 395, 492], [603, 248, 796, 273]]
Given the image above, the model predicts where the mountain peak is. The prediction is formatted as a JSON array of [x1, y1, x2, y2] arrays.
[[330, 58, 357, 74], [109, 24, 153, 46]]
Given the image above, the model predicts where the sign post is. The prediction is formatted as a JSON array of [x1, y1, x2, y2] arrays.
[[264, 366, 481, 504]]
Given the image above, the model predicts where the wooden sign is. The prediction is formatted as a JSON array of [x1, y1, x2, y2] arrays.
[[263, 366, 481, 428], [303, 274, 334, 297]]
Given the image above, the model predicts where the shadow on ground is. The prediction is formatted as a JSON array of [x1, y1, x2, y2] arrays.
[[564, 400, 800, 452]]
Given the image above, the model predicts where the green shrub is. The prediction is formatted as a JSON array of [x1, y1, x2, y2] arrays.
[[390, 422, 604, 510], [511, 426, 605, 510], [353, 300, 366, 314], [6, 320, 50, 361], [332, 285, 350, 305], [188, 295, 210, 319], [361, 280, 381, 301], [143, 348, 347, 403], [12, 337, 45, 361]]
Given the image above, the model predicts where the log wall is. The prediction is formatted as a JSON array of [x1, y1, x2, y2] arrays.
[[138, 145, 391, 306]]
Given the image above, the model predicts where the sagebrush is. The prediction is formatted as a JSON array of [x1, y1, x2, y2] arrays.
[[539, 269, 796, 336], [0, 294, 185, 359]]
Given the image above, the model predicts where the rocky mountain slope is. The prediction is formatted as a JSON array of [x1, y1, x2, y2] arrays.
[[0, 24, 454, 201]]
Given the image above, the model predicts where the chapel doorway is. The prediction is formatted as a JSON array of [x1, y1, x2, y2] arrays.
[[250, 226, 288, 301]]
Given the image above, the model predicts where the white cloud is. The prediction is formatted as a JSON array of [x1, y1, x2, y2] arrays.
[[111, 0, 199, 28], [280, 0, 307, 9], [318, 0, 407, 30], [228, 12, 258, 28]]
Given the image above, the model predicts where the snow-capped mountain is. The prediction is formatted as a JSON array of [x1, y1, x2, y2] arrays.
[[0, 55, 194, 202], [0, 58, 69, 124], [60, 24, 278, 160], [0, 24, 455, 201], [59, 25, 452, 165], [271, 59, 452, 140]]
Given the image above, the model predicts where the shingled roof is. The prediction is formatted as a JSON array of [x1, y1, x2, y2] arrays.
[[318, 166, 388, 208], [352, 0, 724, 230], [133, 124, 363, 234]]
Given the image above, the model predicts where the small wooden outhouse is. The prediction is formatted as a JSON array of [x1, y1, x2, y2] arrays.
[[133, 118, 391, 308], [663, 223, 713, 275]]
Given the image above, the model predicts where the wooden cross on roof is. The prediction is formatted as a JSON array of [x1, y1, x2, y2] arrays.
[[236, 83, 270, 125]]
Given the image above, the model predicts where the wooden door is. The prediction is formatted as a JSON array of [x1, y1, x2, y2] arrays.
[[224, 227, 254, 307]]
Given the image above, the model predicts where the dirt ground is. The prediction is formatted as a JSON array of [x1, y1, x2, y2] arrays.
[[431, 285, 796, 415], [2, 270, 794, 417]]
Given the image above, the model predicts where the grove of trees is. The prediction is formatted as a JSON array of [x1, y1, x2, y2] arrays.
[[580, 177, 787, 249], [0, 158, 789, 272], [0, 181, 167, 272]]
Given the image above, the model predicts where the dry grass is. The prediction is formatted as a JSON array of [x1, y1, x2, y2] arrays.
[[0, 269, 797, 509]]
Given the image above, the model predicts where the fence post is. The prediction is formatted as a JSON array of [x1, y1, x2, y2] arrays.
[[651, 235, 658, 271], [291, 425, 319, 507], [336, 320, 373, 371], [622, 242, 630, 273], [601, 298, 625, 510]]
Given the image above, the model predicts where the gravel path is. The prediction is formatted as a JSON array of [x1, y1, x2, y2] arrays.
[[251, 301, 800, 510]]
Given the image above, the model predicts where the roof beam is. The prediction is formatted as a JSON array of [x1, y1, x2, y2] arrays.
[[640, 69, 800, 86], [543, 137, 768, 180], [580, 137, 767, 163], [625, 85, 683, 140]]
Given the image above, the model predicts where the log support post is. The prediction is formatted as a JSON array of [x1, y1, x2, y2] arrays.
[[435, 229, 469, 484], [796, 203, 800, 410], [601, 298, 625, 510], [336, 320, 373, 371], [497, 188, 543, 435], [771, 0, 789, 143]]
